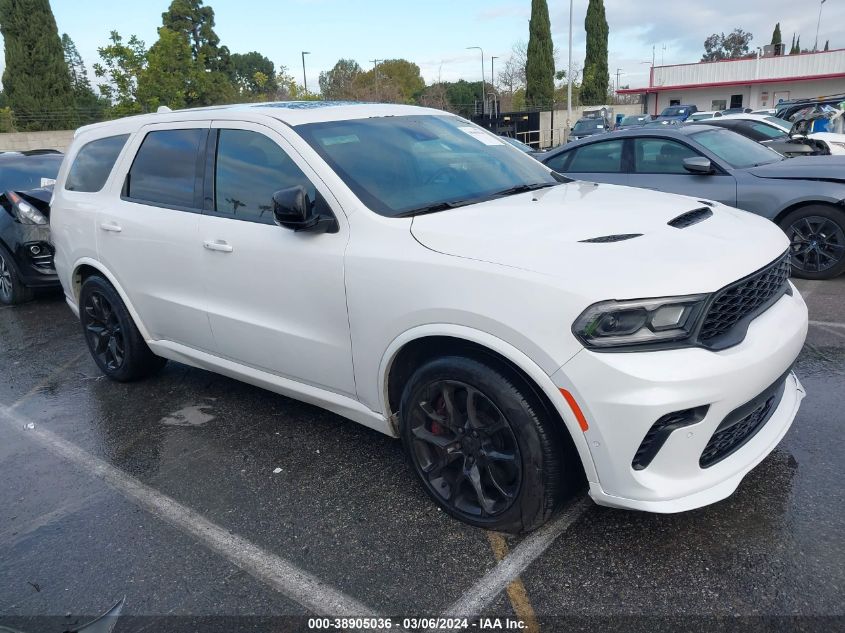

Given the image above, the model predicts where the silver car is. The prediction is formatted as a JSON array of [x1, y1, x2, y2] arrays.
[[541, 125, 845, 279]]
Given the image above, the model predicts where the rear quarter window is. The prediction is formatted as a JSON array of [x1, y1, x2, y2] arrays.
[[65, 134, 130, 192], [124, 129, 205, 209]]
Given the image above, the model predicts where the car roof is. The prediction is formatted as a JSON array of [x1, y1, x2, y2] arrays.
[[73, 102, 448, 141]]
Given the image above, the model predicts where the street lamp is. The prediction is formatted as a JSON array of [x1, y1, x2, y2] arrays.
[[490, 56, 498, 118], [467, 46, 485, 116], [301, 51, 311, 95], [814, 0, 827, 52]]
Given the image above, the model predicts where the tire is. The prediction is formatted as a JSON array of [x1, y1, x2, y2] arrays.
[[79, 275, 166, 382], [399, 356, 578, 533], [0, 247, 34, 305], [779, 205, 845, 280]]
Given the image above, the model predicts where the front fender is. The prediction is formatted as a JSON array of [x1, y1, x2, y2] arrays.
[[378, 323, 598, 483]]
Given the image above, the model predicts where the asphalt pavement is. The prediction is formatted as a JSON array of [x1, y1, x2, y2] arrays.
[[0, 276, 842, 633]]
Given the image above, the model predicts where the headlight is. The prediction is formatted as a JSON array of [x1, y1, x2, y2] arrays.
[[573, 295, 708, 350], [8, 192, 47, 225]]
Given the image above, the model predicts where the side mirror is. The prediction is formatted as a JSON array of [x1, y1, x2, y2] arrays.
[[683, 157, 714, 175], [272, 186, 338, 234]]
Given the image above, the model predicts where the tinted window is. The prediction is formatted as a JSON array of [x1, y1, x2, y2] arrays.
[[566, 140, 624, 173], [296, 115, 557, 217], [634, 138, 699, 174], [0, 154, 62, 192], [126, 129, 204, 208], [689, 128, 782, 168], [748, 122, 787, 140], [65, 135, 129, 192], [544, 150, 572, 172], [214, 129, 316, 224], [573, 119, 605, 133]]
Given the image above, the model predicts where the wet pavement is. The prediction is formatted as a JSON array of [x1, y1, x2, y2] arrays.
[[0, 277, 843, 633]]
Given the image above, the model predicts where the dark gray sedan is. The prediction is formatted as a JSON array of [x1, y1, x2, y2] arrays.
[[541, 125, 845, 279]]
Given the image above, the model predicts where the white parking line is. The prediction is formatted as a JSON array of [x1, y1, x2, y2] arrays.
[[437, 497, 591, 621], [809, 320, 845, 330], [0, 404, 377, 617]]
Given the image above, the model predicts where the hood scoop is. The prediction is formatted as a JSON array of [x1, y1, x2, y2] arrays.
[[668, 207, 713, 229], [579, 233, 643, 243]]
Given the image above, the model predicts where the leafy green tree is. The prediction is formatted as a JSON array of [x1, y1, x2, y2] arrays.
[[137, 28, 194, 110], [771, 23, 782, 46], [62, 33, 107, 124], [352, 59, 425, 103], [702, 29, 753, 61], [525, 0, 554, 108], [795, 36, 801, 54], [824, 40, 829, 51], [318, 59, 363, 100], [0, 0, 76, 130], [94, 31, 147, 116], [231, 51, 278, 100], [581, 0, 609, 105], [161, 0, 230, 74]]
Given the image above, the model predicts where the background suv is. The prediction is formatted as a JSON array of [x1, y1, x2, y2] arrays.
[[50, 103, 807, 532]]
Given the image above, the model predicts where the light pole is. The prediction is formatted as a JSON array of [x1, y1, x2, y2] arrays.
[[615, 68, 623, 104], [369, 59, 383, 101], [490, 56, 498, 118], [814, 0, 827, 51], [566, 0, 573, 142], [301, 51, 311, 95], [467, 46, 485, 116]]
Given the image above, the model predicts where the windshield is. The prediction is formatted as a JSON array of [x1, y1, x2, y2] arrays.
[[688, 128, 783, 168], [764, 116, 793, 132], [573, 119, 605, 133], [0, 154, 62, 192], [295, 115, 557, 217], [620, 116, 645, 126], [689, 113, 714, 121], [660, 106, 688, 117]]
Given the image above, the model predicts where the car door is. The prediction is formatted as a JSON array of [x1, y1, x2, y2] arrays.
[[626, 136, 737, 206], [97, 122, 216, 352], [198, 121, 355, 397], [544, 138, 629, 185]]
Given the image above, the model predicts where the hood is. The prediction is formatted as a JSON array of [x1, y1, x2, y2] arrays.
[[748, 155, 845, 182], [410, 182, 789, 299]]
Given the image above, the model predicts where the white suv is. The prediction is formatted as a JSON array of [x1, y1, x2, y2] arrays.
[[50, 103, 808, 532]]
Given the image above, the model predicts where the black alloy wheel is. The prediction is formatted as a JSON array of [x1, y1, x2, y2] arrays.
[[0, 248, 34, 305], [400, 356, 579, 532], [83, 290, 126, 371], [781, 206, 845, 279], [0, 252, 12, 304], [79, 275, 166, 381], [407, 380, 522, 518]]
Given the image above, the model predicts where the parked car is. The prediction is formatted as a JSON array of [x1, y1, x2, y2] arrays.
[[653, 104, 698, 122], [751, 109, 777, 116], [696, 114, 829, 157], [688, 111, 722, 122], [0, 150, 64, 304], [51, 103, 807, 531], [616, 114, 653, 130], [776, 94, 845, 121], [568, 117, 609, 142], [500, 135, 544, 157], [720, 107, 753, 115], [541, 125, 845, 279]]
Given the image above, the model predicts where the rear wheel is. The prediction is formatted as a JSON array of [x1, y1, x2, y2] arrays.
[[79, 275, 166, 381], [400, 356, 578, 533], [0, 248, 34, 305], [780, 205, 845, 279]]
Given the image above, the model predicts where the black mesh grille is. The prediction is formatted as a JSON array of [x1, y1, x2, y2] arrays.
[[668, 207, 713, 228], [579, 233, 643, 243], [699, 370, 790, 468], [698, 253, 791, 344]]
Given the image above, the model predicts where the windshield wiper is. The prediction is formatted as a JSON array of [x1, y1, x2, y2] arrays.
[[394, 199, 474, 218], [490, 182, 558, 198]]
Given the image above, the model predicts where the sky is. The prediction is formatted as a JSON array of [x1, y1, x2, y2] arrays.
[[1, 0, 843, 92]]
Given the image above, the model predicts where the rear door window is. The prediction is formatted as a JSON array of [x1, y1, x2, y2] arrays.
[[125, 129, 205, 209], [633, 138, 700, 174], [566, 140, 624, 173], [212, 129, 317, 225], [65, 134, 129, 192]]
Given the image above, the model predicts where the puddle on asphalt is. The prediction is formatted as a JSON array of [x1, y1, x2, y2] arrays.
[[160, 404, 216, 427]]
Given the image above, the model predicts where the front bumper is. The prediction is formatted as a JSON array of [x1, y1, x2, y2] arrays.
[[552, 283, 808, 513]]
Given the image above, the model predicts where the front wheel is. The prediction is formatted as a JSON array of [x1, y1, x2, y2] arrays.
[[0, 248, 34, 305], [399, 356, 579, 532], [79, 275, 166, 382], [780, 205, 845, 279]]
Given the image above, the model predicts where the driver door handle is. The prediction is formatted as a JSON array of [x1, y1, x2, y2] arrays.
[[203, 240, 234, 253], [99, 222, 122, 233]]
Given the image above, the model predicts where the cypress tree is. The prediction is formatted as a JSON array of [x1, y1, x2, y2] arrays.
[[525, 0, 554, 108], [582, 0, 609, 105], [795, 36, 801, 53], [0, 0, 75, 130], [771, 23, 782, 46], [824, 40, 829, 51], [790, 34, 796, 54]]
